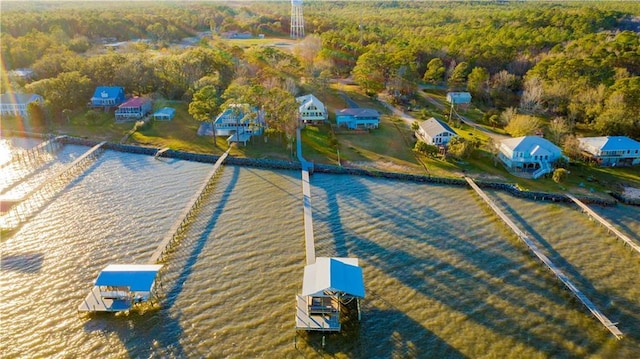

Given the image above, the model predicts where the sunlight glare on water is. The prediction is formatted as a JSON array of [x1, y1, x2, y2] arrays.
[[1, 141, 639, 358]]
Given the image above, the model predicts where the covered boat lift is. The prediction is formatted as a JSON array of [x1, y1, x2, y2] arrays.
[[295, 257, 365, 332], [78, 264, 163, 313]]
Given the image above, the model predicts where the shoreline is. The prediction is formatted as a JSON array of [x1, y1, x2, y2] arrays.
[[53, 135, 622, 207]]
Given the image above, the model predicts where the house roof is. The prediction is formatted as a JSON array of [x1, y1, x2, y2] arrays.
[[337, 108, 380, 118], [119, 97, 150, 108], [302, 257, 365, 298], [579, 136, 640, 152], [91, 86, 124, 100], [296, 94, 325, 112], [94, 264, 163, 292], [500, 136, 561, 156], [153, 107, 176, 118], [0, 93, 41, 105], [418, 117, 457, 137], [446, 92, 472, 104]]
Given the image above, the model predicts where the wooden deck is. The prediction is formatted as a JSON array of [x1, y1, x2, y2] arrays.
[[148, 147, 231, 264], [78, 286, 133, 312], [295, 295, 340, 332], [465, 177, 624, 340], [566, 194, 640, 256], [302, 170, 316, 265]]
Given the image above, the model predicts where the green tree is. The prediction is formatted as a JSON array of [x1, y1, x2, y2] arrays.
[[448, 62, 469, 90], [447, 137, 478, 159], [467, 67, 489, 102], [352, 47, 388, 96], [552, 168, 569, 183], [504, 114, 542, 137], [423, 58, 446, 84]]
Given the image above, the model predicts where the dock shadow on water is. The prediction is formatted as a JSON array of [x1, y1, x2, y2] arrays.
[[296, 293, 465, 358], [82, 166, 240, 358]]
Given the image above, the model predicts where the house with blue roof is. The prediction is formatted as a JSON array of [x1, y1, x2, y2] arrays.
[[446, 92, 472, 105], [336, 108, 380, 130], [90, 86, 125, 108], [498, 136, 563, 179], [416, 117, 458, 146], [578, 136, 640, 166]]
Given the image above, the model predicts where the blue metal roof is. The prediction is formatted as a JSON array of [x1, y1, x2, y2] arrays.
[[91, 86, 124, 100], [94, 264, 162, 292], [600, 136, 640, 151], [153, 107, 176, 118]]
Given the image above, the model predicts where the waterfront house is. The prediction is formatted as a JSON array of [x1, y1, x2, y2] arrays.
[[295, 257, 365, 332], [498, 136, 563, 179], [336, 108, 380, 130], [416, 117, 458, 146], [578, 136, 640, 166], [115, 97, 152, 122], [296, 94, 328, 124], [446, 92, 472, 105], [210, 104, 265, 145], [0, 93, 44, 118], [90, 86, 125, 108], [78, 264, 163, 312]]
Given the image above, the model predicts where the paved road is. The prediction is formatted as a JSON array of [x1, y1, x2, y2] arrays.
[[416, 90, 509, 141]]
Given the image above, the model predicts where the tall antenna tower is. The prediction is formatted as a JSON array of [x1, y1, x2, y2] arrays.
[[290, 0, 305, 39]]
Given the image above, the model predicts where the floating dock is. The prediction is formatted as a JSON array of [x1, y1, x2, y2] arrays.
[[566, 193, 640, 256], [465, 177, 623, 340]]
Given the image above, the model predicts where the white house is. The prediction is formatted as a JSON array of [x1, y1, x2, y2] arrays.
[[336, 108, 380, 130], [0, 93, 44, 118], [498, 136, 563, 179], [199, 104, 265, 144], [416, 117, 458, 146], [578, 136, 640, 166], [296, 94, 327, 124]]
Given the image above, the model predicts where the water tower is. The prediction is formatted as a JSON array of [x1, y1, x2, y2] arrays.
[[290, 0, 305, 39]]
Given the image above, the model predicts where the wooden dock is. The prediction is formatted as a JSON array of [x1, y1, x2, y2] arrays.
[[154, 147, 170, 159], [566, 194, 640, 256], [295, 295, 340, 331], [302, 169, 316, 265], [465, 177, 624, 340], [148, 147, 231, 264]]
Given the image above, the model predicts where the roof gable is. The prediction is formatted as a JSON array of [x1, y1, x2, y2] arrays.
[[418, 117, 457, 137], [296, 94, 325, 112], [94, 264, 163, 292], [0, 93, 41, 105], [337, 108, 380, 118], [500, 136, 562, 156], [302, 257, 365, 298], [92, 86, 124, 100]]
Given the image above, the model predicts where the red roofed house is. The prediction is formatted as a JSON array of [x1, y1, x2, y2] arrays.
[[115, 97, 152, 122]]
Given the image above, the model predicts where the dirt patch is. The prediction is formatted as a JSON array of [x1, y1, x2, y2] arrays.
[[623, 186, 640, 199]]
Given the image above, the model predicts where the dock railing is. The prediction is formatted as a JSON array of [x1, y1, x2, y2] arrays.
[[1, 141, 106, 231], [148, 146, 231, 264], [465, 177, 623, 340], [566, 193, 640, 256]]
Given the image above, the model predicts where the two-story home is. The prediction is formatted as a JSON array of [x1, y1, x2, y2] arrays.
[[336, 108, 380, 130], [578, 136, 640, 167], [296, 94, 327, 124], [115, 97, 152, 122], [498, 136, 563, 179], [416, 117, 458, 146], [206, 104, 265, 144], [90, 86, 126, 108], [0, 93, 44, 118]]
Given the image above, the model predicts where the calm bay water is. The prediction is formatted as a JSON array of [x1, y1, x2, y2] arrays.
[[1, 139, 639, 358]]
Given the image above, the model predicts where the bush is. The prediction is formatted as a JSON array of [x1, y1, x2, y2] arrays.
[[552, 168, 569, 183], [414, 140, 438, 156]]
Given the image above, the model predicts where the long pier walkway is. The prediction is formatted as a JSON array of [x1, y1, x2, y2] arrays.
[[0, 135, 62, 171], [465, 177, 623, 340], [148, 147, 231, 264], [566, 194, 640, 256], [1, 141, 106, 231], [297, 128, 315, 265]]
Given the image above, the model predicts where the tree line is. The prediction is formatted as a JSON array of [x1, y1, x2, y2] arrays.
[[2, 1, 640, 142]]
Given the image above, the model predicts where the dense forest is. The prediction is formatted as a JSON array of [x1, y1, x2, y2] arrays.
[[1, 1, 640, 140]]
